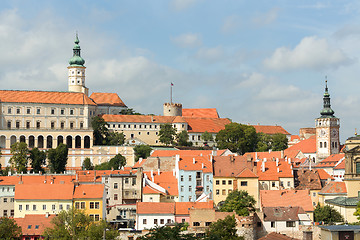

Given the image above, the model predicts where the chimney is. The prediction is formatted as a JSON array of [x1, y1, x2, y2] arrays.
[[151, 116, 154, 122], [264, 158, 267, 162], [281, 150, 284, 158], [157, 169, 160, 175], [288, 158, 291, 164], [173, 169, 175, 176], [193, 158, 196, 164], [255, 152, 258, 160], [261, 161, 265, 172], [277, 167, 279, 173], [276, 158, 279, 167], [269, 149, 272, 153], [46, 212, 49, 218], [202, 163, 204, 169], [139, 157, 143, 163]]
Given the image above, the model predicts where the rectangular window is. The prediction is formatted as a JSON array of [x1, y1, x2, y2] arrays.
[[114, 183, 118, 189], [80, 109, 84, 115], [114, 194, 118, 201], [143, 219, 147, 224], [280, 181, 284, 187], [228, 180, 232, 185], [287, 181, 291, 187], [43, 205, 46, 210], [189, 176, 192, 181], [67, 204, 70, 210], [216, 189, 219, 195], [132, 178, 136, 185], [70, 122, 74, 129], [19, 205, 22, 211], [61, 122, 65, 129], [10, 210, 14, 216], [75, 202, 80, 209], [36, 121, 41, 129], [80, 202, 85, 209], [26, 121, 30, 129], [271, 222, 275, 228], [241, 181, 248, 186], [17, 108, 20, 114], [80, 122, 83, 129], [70, 109, 74, 115], [61, 109, 65, 115], [205, 222, 211, 226], [59, 204, 63, 210], [52, 205, 56, 210], [125, 178, 129, 184], [26, 205, 29, 211], [154, 219, 158, 225], [180, 175, 184, 181], [160, 219, 164, 224], [16, 121, 20, 129], [222, 189, 226, 195], [313, 192, 316, 197], [206, 175, 210, 181], [193, 222, 200, 226], [7, 121, 11, 129], [95, 202, 99, 209], [95, 215, 100, 221], [27, 108, 31, 114], [51, 108, 55, 115], [90, 202, 94, 209], [272, 182, 276, 187], [3, 198, 7, 203], [180, 186, 184, 192], [189, 186, 192, 192], [286, 221, 295, 227], [7, 107, 11, 114], [37, 108, 41, 114], [51, 121, 55, 129], [3, 210, 7, 217], [222, 180, 226, 185], [33, 205, 36, 211]]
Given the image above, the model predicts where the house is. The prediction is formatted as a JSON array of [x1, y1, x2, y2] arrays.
[[318, 181, 347, 206], [136, 202, 175, 230], [182, 108, 219, 118], [142, 170, 178, 203], [261, 206, 311, 239], [15, 214, 56, 240], [284, 136, 317, 161], [295, 169, 323, 207], [73, 183, 106, 221], [212, 155, 258, 207], [314, 153, 345, 177], [319, 225, 360, 240], [260, 190, 314, 221], [324, 197, 358, 223], [175, 201, 214, 224]]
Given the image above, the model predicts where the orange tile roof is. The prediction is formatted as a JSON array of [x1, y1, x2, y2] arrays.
[[317, 169, 334, 180], [285, 135, 316, 154], [260, 190, 313, 212], [0, 90, 96, 105], [76, 169, 137, 182], [151, 149, 226, 158], [252, 125, 290, 135], [102, 114, 186, 124], [319, 182, 347, 195], [178, 156, 212, 173], [295, 170, 322, 190], [142, 185, 164, 194], [316, 153, 345, 168], [136, 202, 175, 214], [73, 184, 104, 199], [144, 171, 178, 195], [15, 183, 74, 200], [213, 155, 254, 177], [257, 160, 293, 181], [244, 151, 283, 160], [90, 92, 126, 107], [291, 135, 300, 141], [334, 160, 345, 170], [175, 201, 214, 215], [15, 214, 56, 237], [258, 232, 300, 240], [182, 108, 219, 118], [0, 175, 76, 185], [237, 168, 258, 178], [185, 117, 231, 133]]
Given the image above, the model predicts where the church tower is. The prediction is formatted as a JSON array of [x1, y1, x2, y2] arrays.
[[68, 34, 89, 96], [315, 80, 340, 161]]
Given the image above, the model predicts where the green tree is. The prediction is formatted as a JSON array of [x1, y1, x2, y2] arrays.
[[271, 133, 288, 151], [177, 130, 192, 147], [138, 223, 196, 240], [216, 123, 257, 154], [219, 190, 256, 216], [47, 143, 68, 173], [315, 203, 343, 223], [94, 153, 126, 170], [0, 217, 22, 240], [29, 147, 47, 173], [44, 209, 118, 240], [205, 215, 243, 240], [201, 131, 214, 145], [134, 145, 153, 162], [256, 132, 272, 152], [159, 123, 177, 146], [9, 142, 29, 173], [91, 116, 110, 145], [119, 108, 142, 115], [107, 132, 125, 145], [82, 157, 94, 170]]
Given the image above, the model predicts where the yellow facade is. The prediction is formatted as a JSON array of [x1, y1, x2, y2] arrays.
[[73, 198, 104, 221], [14, 199, 72, 218]]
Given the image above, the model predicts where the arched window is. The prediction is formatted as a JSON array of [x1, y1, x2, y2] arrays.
[[0, 136, 6, 148], [38, 136, 44, 148], [66, 136, 73, 148], [84, 136, 90, 149], [57, 136, 63, 146], [20, 135, 26, 143], [324, 142, 327, 148], [75, 136, 81, 148], [47, 136, 53, 149], [29, 136, 35, 148], [10, 136, 16, 147], [320, 142, 323, 148]]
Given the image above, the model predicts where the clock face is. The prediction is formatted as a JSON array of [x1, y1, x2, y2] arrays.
[[320, 129, 327, 137], [332, 129, 337, 137]]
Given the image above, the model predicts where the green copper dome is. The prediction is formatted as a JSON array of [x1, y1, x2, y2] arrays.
[[69, 34, 85, 66], [320, 80, 335, 118]]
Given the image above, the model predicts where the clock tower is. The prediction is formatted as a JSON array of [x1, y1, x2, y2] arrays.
[[315, 80, 340, 162]]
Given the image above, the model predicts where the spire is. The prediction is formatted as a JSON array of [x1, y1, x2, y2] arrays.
[[320, 77, 335, 118], [69, 33, 85, 66]]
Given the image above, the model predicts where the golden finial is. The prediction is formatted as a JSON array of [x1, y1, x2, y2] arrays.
[[355, 128, 358, 136]]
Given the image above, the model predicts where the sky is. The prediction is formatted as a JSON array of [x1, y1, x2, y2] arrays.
[[0, 0, 360, 142]]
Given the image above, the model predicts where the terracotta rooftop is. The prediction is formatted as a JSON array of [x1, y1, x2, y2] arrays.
[[263, 206, 306, 221], [256, 159, 293, 181], [316, 153, 345, 168], [150, 149, 226, 158], [73, 184, 104, 199], [295, 170, 322, 190], [185, 117, 231, 133], [285, 135, 316, 154], [136, 202, 175, 214], [0, 175, 76, 185], [143, 171, 178, 195], [90, 92, 126, 107], [212, 155, 255, 177], [334, 159, 345, 170], [102, 114, 186, 124], [244, 151, 283, 161], [251, 125, 290, 135], [258, 232, 300, 240], [178, 156, 212, 173], [317, 169, 334, 180], [175, 201, 214, 215], [319, 181, 347, 195], [15, 183, 74, 200], [182, 108, 219, 118], [0, 90, 96, 105], [260, 190, 314, 212], [15, 214, 56, 237], [237, 168, 258, 178]]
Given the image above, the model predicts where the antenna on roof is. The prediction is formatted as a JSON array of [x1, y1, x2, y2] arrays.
[[170, 82, 174, 104]]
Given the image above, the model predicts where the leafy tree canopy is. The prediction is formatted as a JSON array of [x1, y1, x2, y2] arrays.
[[271, 133, 288, 151], [107, 132, 125, 146], [215, 123, 257, 154], [10, 142, 29, 173], [47, 143, 68, 173], [43, 209, 118, 240], [159, 123, 177, 146], [205, 215, 244, 240], [219, 190, 256, 216], [29, 147, 47, 173], [94, 153, 126, 170], [119, 108, 142, 115], [82, 157, 94, 170], [177, 130, 192, 147], [201, 131, 214, 144], [138, 223, 196, 240], [314, 204, 343, 224], [134, 145, 153, 162], [0, 217, 22, 240], [91, 116, 110, 145]]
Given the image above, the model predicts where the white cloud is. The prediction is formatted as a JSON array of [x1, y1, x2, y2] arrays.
[[236, 72, 267, 88], [264, 36, 352, 71], [170, 0, 200, 11], [194, 46, 224, 63], [171, 33, 202, 48], [221, 15, 241, 34], [252, 8, 279, 26]]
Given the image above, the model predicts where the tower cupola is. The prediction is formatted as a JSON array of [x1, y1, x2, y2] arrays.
[[69, 34, 85, 66], [320, 80, 335, 118]]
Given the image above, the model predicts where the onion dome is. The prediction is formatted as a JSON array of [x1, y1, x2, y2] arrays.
[[320, 80, 335, 118], [69, 34, 85, 66]]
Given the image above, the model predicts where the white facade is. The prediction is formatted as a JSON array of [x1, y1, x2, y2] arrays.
[[136, 213, 175, 230]]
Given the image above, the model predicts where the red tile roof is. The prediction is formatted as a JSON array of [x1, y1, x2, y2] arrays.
[[213, 155, 255, 177], [178, 156, 212, 173], [258, 232, 300, 240], [244, 151, 283, 160], [334, 160, 345, 170], [136, 202, 175, 214], [0, 175, 76, 185], [285, 135, 316, 154], [257, 160, 293, 181], [15, 183, 74, 200], [15, 214, 56, 237], [316, 153, 345, 168], [251, 125, 290, 135], [291, 135, 300, 141], [260, 190, 313, 212], [151, 149, 226, 158], [175, 201, 214, 215], [263, 206, 306, 221], [317, 169, 334, 180], [90, 92, 126, 107], [0, 90, 96, 105], [73, 184, 104, 199], [142, 185, 164, 194], [319, 182, 347, 195], [185, 117, 231, 133], [237, 168, 258, 178], [182, 108, 219, 118], [295, 170, 322, 190], [102, 114, 186, 124], [144, 171, 178, 195]]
